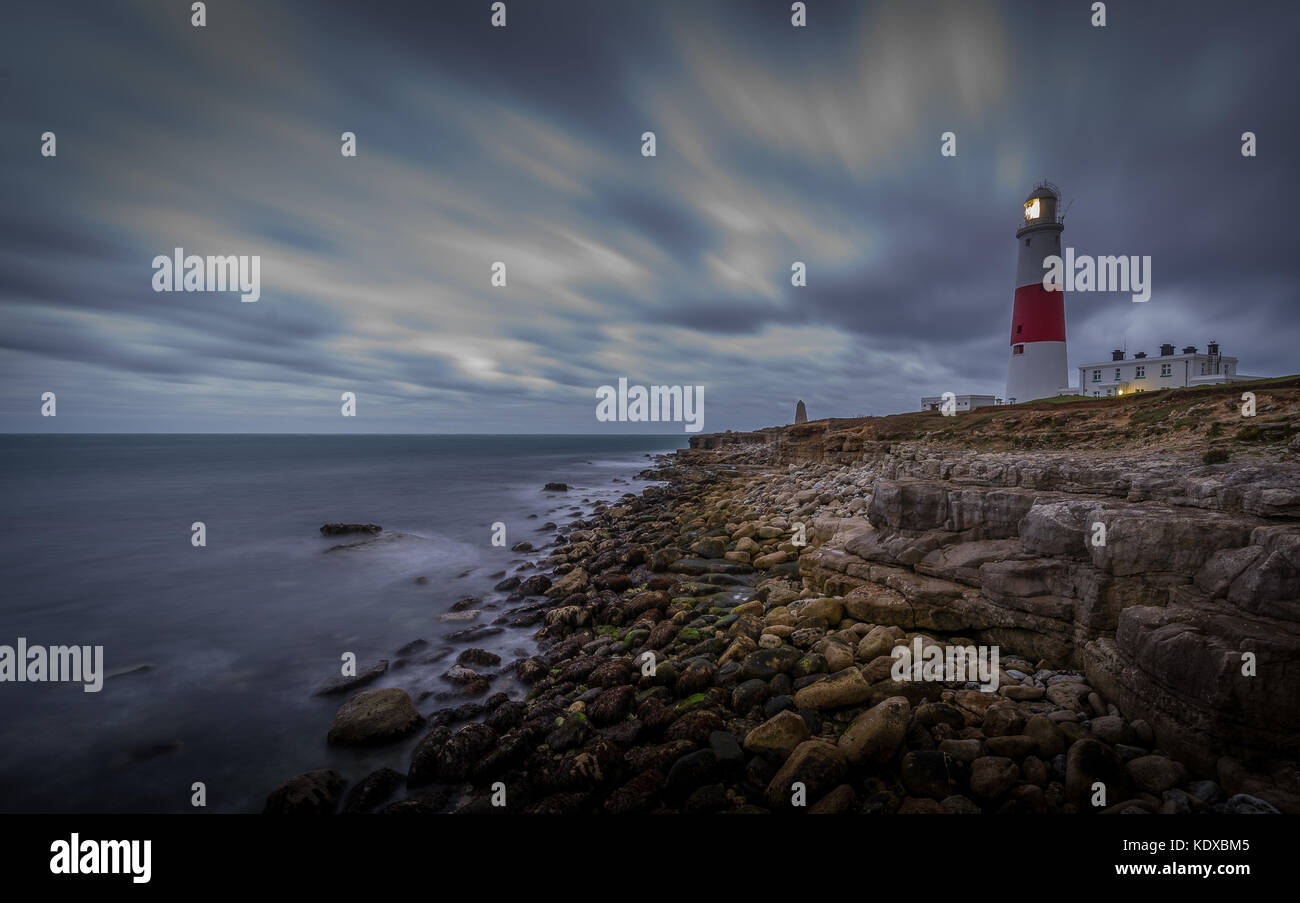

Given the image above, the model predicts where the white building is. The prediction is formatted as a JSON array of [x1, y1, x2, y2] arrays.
[[921, 394, 999, 412], [1077, 341, 1262, 397]]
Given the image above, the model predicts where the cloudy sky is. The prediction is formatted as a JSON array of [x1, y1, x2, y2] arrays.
[[2, 0, 1297, 433]]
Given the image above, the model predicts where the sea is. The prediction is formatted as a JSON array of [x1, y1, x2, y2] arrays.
[[0, 434, 687, 813]]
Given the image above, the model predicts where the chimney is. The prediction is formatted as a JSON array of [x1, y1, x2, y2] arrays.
[[1208, 341, 1220, 356], [1160, 343, 1175, 356], [1183, 346, 1197, 354], [1112, 349, 1125, 361], [1134, 351, 1147, 359]]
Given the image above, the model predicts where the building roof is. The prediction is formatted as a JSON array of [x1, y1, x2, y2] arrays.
[[1078, 352, 1237, 368]]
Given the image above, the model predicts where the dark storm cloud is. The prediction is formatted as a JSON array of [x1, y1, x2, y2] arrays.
[[1, 0, 1297, 433]]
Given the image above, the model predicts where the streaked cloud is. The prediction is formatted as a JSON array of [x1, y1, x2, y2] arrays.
[[1, 0, 1297, 433]]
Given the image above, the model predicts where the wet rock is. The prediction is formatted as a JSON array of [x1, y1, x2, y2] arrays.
[[690, 537, 727, 559], [546, 714, 593, 752], [326, 688, 422, 747], [1066, 738, 1130, 808], [792, 667, 871, 709], [520, 574, 552, 595], [264, 769, 345, 815], [709, 730, 744, 772], [939, 738, 984, 763], [457, 648, 501, 667], [915, 701, 965, 730], [1089, 715, 1134, 746], [312, 660, 389, 696], [1220, 793, 1282, 814], [636, 699, 676, 736], [666, 749, 718, 798], [484, 700, 527, 733], [626, 739, 695, 775], [589, 658, 634, 688], [516, 657, 548, 683], [605, 769, 665, 814], [443, 664, 482, 683], [684, 783, 729, 814], [765, 740, 847, 809], [838, 696, 910, 765], [982, 700, 1028, 737], [666, 709, 725, 744], [677, 658, 717, 696], [941, 794, 984, 814], [732, 678, 769, 712], [743, 709, 809, 759], [1024, 714, 1065, 758], [588, 685, 636, 726], [969, 756, 1019, 799], [740, 647, 801, 681], [985, 735, 1040, 760], [342, 767, 404, 814], [901, 751, 959, 800], [1127, 755, 1187, 794], [320, 523, 381, 536], [423, 723, 499, 785]]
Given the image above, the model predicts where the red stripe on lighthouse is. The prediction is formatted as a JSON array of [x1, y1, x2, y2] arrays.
[[1009, 283, 1066, 344]]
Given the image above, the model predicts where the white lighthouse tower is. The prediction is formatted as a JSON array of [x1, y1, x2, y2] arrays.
[[1006, 182, 1068, 403]]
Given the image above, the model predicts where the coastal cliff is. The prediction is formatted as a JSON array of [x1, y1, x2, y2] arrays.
[[691, 379, 1300, 782]]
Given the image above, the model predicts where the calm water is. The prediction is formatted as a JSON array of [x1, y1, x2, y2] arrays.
[[0, 434, 686, 812]]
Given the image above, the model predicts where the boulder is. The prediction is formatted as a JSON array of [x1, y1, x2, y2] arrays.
[[326, 688, 422, 746]]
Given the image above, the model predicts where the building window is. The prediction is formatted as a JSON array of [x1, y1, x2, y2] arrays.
[[1013, 345, 1024, 355], [1092, 370, 1101, 382], [1201, 363, 1206, 374], [1161, 363, 1172, 377], [1135, 366, 1145, 378], [1017, 325, 1022, 335], [1115, 368, 1122, 380]]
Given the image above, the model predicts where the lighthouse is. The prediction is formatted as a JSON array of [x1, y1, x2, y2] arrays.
[[1006, 182, 1068, 403]]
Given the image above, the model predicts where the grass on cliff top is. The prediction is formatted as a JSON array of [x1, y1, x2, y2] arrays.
[[822, 374, 1300, 452]]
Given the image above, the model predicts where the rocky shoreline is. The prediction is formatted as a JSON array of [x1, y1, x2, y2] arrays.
[[265, 426, 1300, 815]]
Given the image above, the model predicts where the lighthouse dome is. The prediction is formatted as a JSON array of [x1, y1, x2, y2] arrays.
[[1025, 181, 1060, 201]]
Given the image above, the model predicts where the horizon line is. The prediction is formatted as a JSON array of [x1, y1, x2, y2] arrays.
[[0, 431, 705, 437]]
